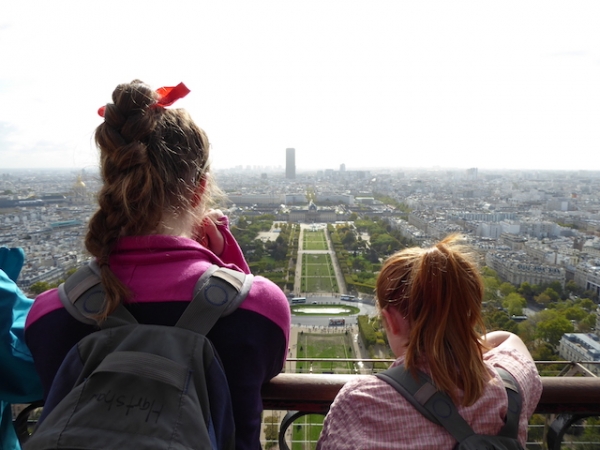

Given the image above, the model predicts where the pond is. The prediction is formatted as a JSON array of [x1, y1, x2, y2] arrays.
[[290, 304, 360, 316]]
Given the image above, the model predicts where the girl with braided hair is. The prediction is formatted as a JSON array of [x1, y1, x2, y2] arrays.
[[317, 235, 542, 449], [25, 80, 291, 450]]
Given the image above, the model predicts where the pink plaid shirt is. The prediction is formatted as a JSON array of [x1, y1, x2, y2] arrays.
[[317, 347, 542, 450]]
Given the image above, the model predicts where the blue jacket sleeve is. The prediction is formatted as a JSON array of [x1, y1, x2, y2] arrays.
[[0, 248, 43, 403]]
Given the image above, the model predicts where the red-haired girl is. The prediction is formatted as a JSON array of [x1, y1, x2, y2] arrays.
[[318, 235, 541, 449]]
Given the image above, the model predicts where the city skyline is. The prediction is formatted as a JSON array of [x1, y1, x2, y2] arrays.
[[1, 1, 600, 172]]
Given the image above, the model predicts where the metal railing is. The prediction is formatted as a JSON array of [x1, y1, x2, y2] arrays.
[[262, 360, 600, 450], [15, 361, 600, 449]]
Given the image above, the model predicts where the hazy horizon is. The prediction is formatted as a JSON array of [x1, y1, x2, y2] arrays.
[[3, 165, 600, 176]]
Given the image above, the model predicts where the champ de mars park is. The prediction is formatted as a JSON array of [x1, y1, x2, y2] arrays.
[[252, 222, 387, 449], [234, 216, 600, 449]]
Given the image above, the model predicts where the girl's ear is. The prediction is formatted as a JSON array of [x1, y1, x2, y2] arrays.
[[381, 307, 408, 337], [191, 176, 207, 208], [381, 307, 410, 358], [381, 307, 399, 335]]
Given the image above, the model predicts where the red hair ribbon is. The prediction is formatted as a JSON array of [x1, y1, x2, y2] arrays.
[[97, 82, 191, 117]]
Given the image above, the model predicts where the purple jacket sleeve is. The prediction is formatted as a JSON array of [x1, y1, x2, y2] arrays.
[[215, 216, 251, 274]]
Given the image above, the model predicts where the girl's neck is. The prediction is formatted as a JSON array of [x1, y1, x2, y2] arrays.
[[154, 211, 195, 238]]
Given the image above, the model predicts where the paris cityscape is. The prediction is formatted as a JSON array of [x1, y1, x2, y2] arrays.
[[4, 1, 600, 447], [3, 150, 600, 447]]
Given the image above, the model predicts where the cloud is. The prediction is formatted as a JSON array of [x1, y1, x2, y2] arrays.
[[0, 121, 18, 147], [545, 51, 588, 58], [0, 121, 76, 168]]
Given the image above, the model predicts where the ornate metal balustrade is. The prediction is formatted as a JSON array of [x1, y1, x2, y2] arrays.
[[262, 360, 600, 450]]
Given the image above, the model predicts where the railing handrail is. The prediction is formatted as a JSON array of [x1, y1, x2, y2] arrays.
[[15, 371, 600, 450], [262, 373, 600, 415], [286, 358, 600, 365]]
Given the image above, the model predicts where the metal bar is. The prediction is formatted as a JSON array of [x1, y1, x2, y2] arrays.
[[262, 373, 600, 415]]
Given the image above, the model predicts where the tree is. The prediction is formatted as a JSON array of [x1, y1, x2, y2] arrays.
[[534, 292, 552, 306], [351, 257, 367, 272], [527, 415, 546, 442], [502, 293, 527, 316], [29, 281, 52, 295], [517, 320, 536, 349], [564, 280, 581, 298], [499, 282, 516, 297], [483, 277, 500, 303], [579, 416, 600, 448], [535, 310, 574, 347], [577, 313, 596, 332], [342, 231, 356, 247], [542, 287, 560, 302], [481, 266, 498, 278], [263, 414, 279, 448], [563, 306, 587, 322], [366, 248, 380, 264], [518, 282, 534, 301], [548, 281, 564, 299], [484, 308, 518, 333], [576, 298, 595, 311], [532, 342, 558, 361]]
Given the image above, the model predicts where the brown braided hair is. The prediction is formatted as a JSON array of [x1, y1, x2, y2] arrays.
[[85, 80, 212, 319]]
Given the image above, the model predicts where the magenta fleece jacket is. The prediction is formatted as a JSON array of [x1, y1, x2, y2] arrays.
[[26, 220, 291, 450]]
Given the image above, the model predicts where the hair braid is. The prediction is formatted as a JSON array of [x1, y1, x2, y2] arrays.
[[85, 80, 210, 319]]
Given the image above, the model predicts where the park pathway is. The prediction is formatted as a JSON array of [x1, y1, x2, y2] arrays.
[[323, 225, 347, 295], [293, 224, 346, 297], [292, 225, 304, 296]]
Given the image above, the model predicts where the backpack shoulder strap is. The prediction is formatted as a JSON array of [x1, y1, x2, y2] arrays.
[[58, 260, 137, 328], [496, 368, 522, 439], [376, 365, 523, 443], [175, 264, 254, 335], [375, 365, 475, 443]]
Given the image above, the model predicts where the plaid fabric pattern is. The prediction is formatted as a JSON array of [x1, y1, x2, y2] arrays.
[[317, 347, 542, 450]]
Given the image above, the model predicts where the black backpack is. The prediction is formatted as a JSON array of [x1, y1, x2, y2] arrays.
[[375, 365, 524, 450], [25, 262, 253, 450]]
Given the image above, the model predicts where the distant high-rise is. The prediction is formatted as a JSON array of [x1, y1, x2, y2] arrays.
[[286, 148, 296, 179]]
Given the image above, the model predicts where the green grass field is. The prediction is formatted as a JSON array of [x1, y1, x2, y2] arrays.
[[289, 332, 355, 449], [296, 333, 354, 373], [301, 253, 338, 293], [291, 415, 324, 450], [302, 230, 328, 250]]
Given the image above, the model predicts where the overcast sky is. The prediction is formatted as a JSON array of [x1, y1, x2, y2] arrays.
[[1, 1, 599, 172]]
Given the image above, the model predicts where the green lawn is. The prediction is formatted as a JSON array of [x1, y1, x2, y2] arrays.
[[303, 230, 328, 250], [301, 254, 338, 293], [291, 415, 324, 450], [289, 333, 354, 449], [296, 333, 354, 373]]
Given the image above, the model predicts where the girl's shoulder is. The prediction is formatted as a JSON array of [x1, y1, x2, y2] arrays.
[[241, 275, 291, 334], [25, 288, 61, 328], [484, 346, 543, 417]]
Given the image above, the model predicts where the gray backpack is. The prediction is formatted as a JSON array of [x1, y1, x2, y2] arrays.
[[375, 365, 524, 450], [26, 262, 253, 450]]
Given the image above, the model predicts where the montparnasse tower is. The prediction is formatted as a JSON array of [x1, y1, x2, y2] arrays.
[[286, 148, 296, 180]]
